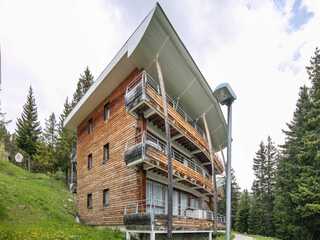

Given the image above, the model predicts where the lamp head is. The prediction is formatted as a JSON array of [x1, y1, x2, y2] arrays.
[[213, 83, 237, 106]]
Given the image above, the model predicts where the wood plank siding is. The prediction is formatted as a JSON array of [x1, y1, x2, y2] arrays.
[[76, 69, 144, 225], [76, 69, 220, 229]]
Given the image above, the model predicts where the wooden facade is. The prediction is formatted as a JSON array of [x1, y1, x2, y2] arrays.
[[75, 69, 224, 230], [76, 69, 143, 225]]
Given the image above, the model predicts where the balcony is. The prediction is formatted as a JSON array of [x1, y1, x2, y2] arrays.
[[123, 199, 225, 231], [125, 71, 223, 174], [124, 131, 214, 195]]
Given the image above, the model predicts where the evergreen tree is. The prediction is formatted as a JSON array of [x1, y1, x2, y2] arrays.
[[81, 66, 94, 93], [274, 48, 320, 240], [56, 98, 76, 183], [71, 67, 94, 108], [264, 136, 278, 236], [250, 138, 278, 236], [274, 86, 311, 239], [235, 189, 250, 233], [43, 113, 57, 149], [293, 48, 320, 238], [218, 169, 240, 228], [32, 112, 58, 172], [15, 86, 41, 163]]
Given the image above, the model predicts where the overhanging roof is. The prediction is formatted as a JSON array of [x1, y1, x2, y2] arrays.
[[64, 3, 228, 151]]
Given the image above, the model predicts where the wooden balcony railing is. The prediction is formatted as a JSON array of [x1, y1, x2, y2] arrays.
[[125, 71, 224, 173], [124, 132, 214, 194], [123, 199, 226, 231]]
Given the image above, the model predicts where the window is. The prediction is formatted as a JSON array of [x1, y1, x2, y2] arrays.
[[103, 143, 109, 164], [103, 189, 109, 207], [87, 193, 93, 209], [87, 118, 93, 134], [88, 154, 92, 170], [103, 103, 110, 121]]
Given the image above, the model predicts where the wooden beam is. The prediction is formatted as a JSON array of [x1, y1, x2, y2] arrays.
[[202, 113, 218, 233], [156, 57, 173, 239], [191, 149, 202, 154], [172, 133, 183, 141], [202, 162, 212, 166], [144, 109, 156, 118]]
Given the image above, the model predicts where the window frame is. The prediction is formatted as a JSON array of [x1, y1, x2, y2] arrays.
[[87, 118, 93, 134], [103, 102, 110, 121], [103, 189, 109, 208], [103, 143, 109, 164], [87, 193, 93, 209], [87, 153, 93, 170]]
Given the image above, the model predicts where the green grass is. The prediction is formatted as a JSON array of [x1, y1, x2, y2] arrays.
[[249, 235, 279, 240], [0, 161, 123, 240], [214, 232, 235, 239]]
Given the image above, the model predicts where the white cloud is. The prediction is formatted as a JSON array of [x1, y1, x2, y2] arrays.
[[0, 0, 128, 128], [1, 0, 319, 189]]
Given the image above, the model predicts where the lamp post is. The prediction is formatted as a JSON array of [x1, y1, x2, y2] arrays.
[[213, 83, 236, 240]]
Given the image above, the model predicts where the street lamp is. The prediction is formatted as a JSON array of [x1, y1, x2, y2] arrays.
[[213, 83, 236, 240]]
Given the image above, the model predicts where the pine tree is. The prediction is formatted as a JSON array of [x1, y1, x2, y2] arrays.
[[56, 98, 76, 183], [264, 136, 278, 236], [249, 142, 265, 235], [81, 66, 94, 93], [58, 98, 72, 133], [43, 113, 57, 149], [15, 86, 41, 163], [293, 48, 320, 238], [274, 86, 311, 240], [235, 189, 250, 233], [250, 138, 278, 236], [71, 67, 94, 108], [274, 48, 320, 240], [32, 112, 59, 172], [217, 169, 240, 228]]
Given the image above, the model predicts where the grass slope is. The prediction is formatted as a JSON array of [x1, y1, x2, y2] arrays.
[[0, 161, 123, 240]]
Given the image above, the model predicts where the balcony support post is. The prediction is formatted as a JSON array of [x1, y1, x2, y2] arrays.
[[202, 113, 218, 233], [156, 56, 173, 239], [141, 71, 147, 100]]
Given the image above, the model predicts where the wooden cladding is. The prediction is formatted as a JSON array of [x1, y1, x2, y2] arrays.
[[76, 68, 220, 229], [76, 69, 143, 226]]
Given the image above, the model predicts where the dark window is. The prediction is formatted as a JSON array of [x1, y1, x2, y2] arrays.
[[87, 193, 93, 209], [103, 144, 109, 164], [103, 189, 109, 207], [88, 154, 92, 170], [87, 118, 93, 134], [103, 103, 110, 121]]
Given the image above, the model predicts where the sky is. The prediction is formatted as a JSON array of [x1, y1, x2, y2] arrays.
[[0, 0, 319, 190]]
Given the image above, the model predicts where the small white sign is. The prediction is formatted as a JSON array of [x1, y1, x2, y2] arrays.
[[15, 152, 23, 163]]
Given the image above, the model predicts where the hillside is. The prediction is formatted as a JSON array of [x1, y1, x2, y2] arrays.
[[0, 160, 123, 240]]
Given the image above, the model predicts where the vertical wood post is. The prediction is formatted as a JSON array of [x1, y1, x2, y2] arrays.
[[156, 57, 173, 239], [202, 113, 218, 232]]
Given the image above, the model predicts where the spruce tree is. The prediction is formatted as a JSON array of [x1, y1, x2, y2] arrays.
[[274, 86, 311, 240], [235, 189, 250, 233], [56, 98, 76, 183], [81, 66, 94, 93], [250, 138, 278, 236], [43, 113, 57, 149], [15, 86, 41, 162], [71, 67, 94, 108], [217, 169, 240, 228], [293, 48, 320, 238], [33, 112, 58, 172], [274, 49, 320, 240], [264, 136, 278, 236]]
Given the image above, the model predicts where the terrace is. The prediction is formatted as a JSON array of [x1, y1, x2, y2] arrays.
[[124, 131, 214, 195], [124, 71, 224, 174]]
